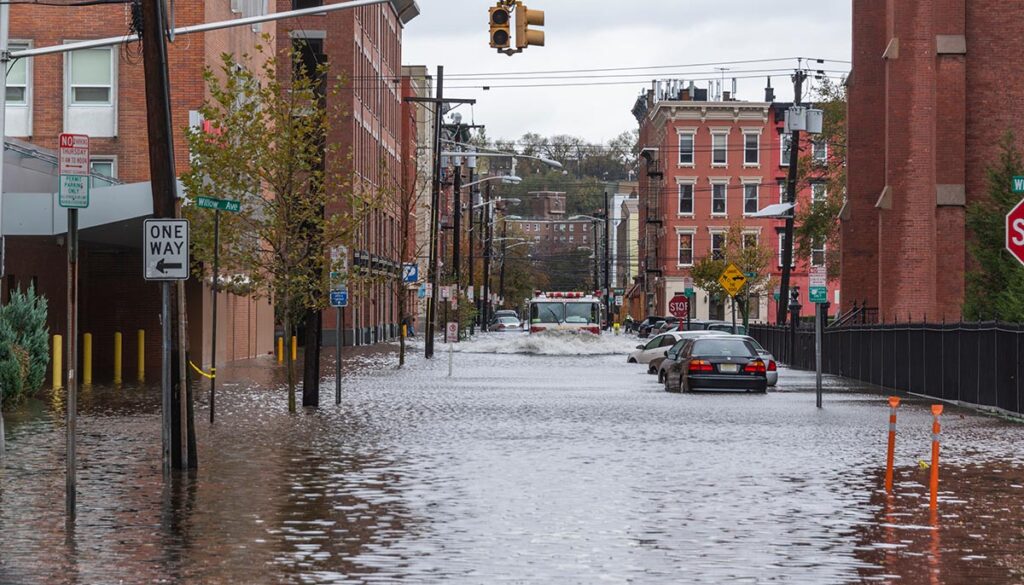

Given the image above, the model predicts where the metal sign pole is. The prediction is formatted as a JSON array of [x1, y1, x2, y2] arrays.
[[65, 208, 79, 520], [335, 307, 342, 405], [815, 302, 823, 408], [161, 281, 172, 476], [209, 210, 219, 423]]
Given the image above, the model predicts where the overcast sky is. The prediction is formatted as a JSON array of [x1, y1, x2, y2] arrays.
[[403, 0, 851, 144]]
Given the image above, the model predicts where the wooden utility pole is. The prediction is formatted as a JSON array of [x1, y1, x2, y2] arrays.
[[776, 69, 806, 325]]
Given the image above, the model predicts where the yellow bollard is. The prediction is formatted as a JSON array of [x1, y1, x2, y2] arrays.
[[137, 329, 145, 383], [402, 324, 407, 339], [52, 335, 63, 390], [83, 333, 93, 386], [277, 336, 284, 364], [291, 336, 297, 361], [113, 332, 123, 385]]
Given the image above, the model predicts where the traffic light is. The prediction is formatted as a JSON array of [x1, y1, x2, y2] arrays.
[[489, 4, 511, 49], [515, 2, 545, 49]]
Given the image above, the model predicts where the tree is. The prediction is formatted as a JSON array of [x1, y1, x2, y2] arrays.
[[690, 223, 776, 324], [794, 78, 847, 279], [183, 43, 374, 412], [964, 132, 1024, 321], [0, 285, 49, 405]]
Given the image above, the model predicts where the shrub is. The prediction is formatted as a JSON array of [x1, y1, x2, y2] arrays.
[[0, 285, 50, 404]]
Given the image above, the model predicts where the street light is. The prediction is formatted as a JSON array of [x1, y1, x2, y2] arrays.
[[472, 197, 521, 210], [463, 175, 522, 189], [440, 150, 564, 170]]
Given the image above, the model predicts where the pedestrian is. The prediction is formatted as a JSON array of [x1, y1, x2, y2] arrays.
[[403, 316, 416, 337]]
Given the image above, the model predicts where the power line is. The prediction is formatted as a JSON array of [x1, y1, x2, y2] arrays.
[[442, 57, 850, 77]]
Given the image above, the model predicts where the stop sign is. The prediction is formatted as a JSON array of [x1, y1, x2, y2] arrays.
[[1007, 199, 1024, 267], [668, 295, 689, 318]]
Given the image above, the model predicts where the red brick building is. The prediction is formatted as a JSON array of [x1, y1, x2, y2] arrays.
[[276, 0, 418, 345], [842, 0, 1021, 322], [3, 1, 277, 381], [633, 81, 839, 323]]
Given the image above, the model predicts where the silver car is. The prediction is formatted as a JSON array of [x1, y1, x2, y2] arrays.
[[733, 335, 778, 386]]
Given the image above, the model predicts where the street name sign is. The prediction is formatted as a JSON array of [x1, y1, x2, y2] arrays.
[[58, 133, 90, 209], [809, 265, 828, 304], [1014, 176, 1024, 194], [402, 263, 419, 283], [196, 196, 241, 213], [330, 288, 349, 308], [144, 219, 190, 281], [668, 294, 689, 318], [1006, 198, 1024, 266], [718, 263, 747, 297]]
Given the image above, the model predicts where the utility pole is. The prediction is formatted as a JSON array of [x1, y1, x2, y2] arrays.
[[592, 221, 599, 291], [603, 191, 611, 329], [499, 217, 508, 300], [404, 67, 474, 358], [482, 182, 492, 330], [776, 69, 806, 325], [468, 183, 476, 334]]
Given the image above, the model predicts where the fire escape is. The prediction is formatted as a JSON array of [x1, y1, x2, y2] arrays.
[[640, 148, 663, 280]]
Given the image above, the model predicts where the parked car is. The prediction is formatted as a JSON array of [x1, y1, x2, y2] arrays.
[[653, 316, 680, 335], [661, 336, 768, 393], [637, 316, 667, 339], [492, 309, 519, 321], [706, 322, 749, 335], [651, 331, 730, 376], [491, 316, 523, 332], [732, 335, 778, 386], [627, 332, 687, 370], [657, 333, 777, 386]]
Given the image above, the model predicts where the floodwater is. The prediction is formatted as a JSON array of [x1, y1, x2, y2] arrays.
[[1, 332, 1023, 584]]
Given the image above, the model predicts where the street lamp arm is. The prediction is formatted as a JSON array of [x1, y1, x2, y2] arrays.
[[440, 151, 563, 170]]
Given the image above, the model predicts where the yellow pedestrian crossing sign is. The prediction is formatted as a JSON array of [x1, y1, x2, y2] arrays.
[[718, 263, 747, 297]]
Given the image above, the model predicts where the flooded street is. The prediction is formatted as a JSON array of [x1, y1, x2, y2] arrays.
[[2, 332, 1024, 584]]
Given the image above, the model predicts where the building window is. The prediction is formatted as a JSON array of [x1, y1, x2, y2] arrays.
[[677, 183, 693, 215], [7, 42, 29, 104], [89, 157, 116, 187], [711, 231, 726, 260], [747, 295, 761, 320], [811, 239, 826, 267], [744, 133, 759, 165], [712, 132, 728, 166], [711, 182, 727, 216], [777, 232, 796, 267], [780, 133, 793, 167], [569, 235, 574, 242], [812, 182, 827, 204], [677, 232, 694, 266], [569, 224, 575, 232], [743, 232, 759, 249], [778, 180, 787, 204], [69, 48, 113, 105], [812, 140, 828, 163], [678, 132, 694, 165], [743, 183, 759, 215], [293, 0, 323, 7]]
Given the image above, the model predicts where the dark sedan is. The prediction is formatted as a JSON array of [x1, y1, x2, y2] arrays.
[[661, 337, 768, 394], [637, 317, 667, 339]]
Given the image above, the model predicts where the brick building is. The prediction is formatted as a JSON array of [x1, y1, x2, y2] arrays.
[[632, 81, 840, 323], [508, 191, 595, 251], [3, 1, 278, 382], [277, 0, 418, 346], [842, 0, 1018, 322]]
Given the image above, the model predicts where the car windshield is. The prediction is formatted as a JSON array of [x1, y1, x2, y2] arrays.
[[531, 302, 564, 324], [564, 302, 598, 324], [498, 317, 519, 324], [691, 338, 757, 357]]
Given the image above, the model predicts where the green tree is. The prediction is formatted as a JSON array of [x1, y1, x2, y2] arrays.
[[964, 132, 1024, 321], [794, 78, 847, 279], [690, 223, 776, 325], [0, 285, 50, 405], [182, 43, 374, 412]]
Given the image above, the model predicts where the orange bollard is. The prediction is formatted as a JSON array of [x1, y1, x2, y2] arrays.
[[929, 404, 943, 511], [277, 336, 284, 364], [885, 396, 901, 493]]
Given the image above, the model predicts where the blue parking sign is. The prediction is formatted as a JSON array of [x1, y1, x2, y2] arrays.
[[330, 289, 348, 308], [402, 263, 419, 283]]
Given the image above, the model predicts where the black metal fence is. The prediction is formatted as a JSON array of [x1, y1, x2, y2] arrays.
[[750, 321, 1024, 416]]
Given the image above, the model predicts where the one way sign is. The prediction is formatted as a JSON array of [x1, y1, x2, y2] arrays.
[[144, 219, 190, 281]]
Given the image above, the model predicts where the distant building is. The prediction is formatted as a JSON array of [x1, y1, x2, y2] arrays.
[[401, 66, 434, 327], [841, 0, 1017, 322], [507, 191, 596, 253], [632, 80, 839, 322], [617, 195, 639, 289]]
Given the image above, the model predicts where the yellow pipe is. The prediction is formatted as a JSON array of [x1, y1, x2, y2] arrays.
[[137, 329, 145, 383], [277, 336, 284, 364], [113, 332, 123, 385], [52, 334, 63, 390], [291, 336, 297, 361], [83, 333, 93, 385]]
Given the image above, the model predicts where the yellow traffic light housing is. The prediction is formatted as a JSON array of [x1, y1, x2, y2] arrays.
[[515, 2, 545, 49], [489, 4, 512, 49]]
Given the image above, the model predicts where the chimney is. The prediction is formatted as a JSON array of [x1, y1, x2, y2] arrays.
[[765, 76, 775, 102], [723, 91, 731, 101]]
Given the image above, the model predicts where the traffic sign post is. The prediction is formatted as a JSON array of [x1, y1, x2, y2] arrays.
[[144, 220, 190, 280], [1006, 198, 1024, 267], [668, 294, 689, 319], [718, 263, 747, 333], [402, 263, 419, 284], [195, 196, 241, 212], [330, 287, 348, 406], [330, 288, 349, 308], [809, 265, 828, 304], [59, 133, 90, 209]]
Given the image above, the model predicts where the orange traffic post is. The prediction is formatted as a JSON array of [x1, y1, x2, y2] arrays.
[[277, 336, 284, 364], [291, 336, 297, 361], [885, 396, 901, 493], [929, 404, 943, 512]]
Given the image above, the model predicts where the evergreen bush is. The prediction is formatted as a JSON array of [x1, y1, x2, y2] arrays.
[[0, 285, 50, 404]]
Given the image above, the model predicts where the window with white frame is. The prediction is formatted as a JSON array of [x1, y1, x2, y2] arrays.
[[569, 224, 575, 232], [743, 132, 759, 165], [812, 139, 827, 163], [677, 182, 694, 215], [69, 48, 113, 105], [711, 231, 726, 260], [811, 239, 826, 267], [711, 182, 727, 216], [780, 133, 793, 167], [743, 183, 759, 215], [678, 131, 695, 165], [7, 42, 30, 104], [712, 132, 728, 166], [778, 179, 787, 204], [743, 231, 759, 249], [89, 157, 116, 188], [812, 182, 827, 204], [777, 232, 796, 267], [677, 232, 694, 266]]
